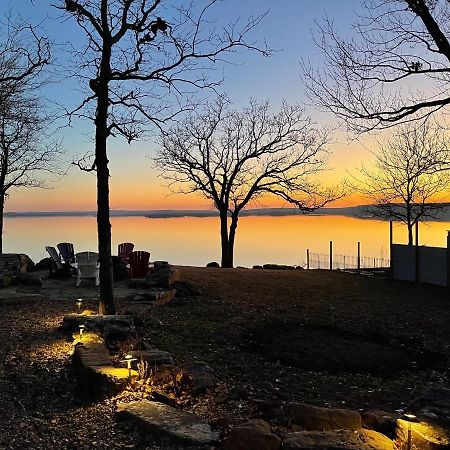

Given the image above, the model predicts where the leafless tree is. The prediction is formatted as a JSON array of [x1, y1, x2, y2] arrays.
[[302, 0, 450, 133], [354, 122, 450, 244], [57, 0, 269, 314], [0, 18, 50, 107], [155, 98, 341, 268], [0, 91, 62, 254], [0, 18, 54, 253]]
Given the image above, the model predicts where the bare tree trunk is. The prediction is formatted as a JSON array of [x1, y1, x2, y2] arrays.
[[220, 210, 232, 268], [227, 214, 239, 268], [96, 42, 115, 315], [406, 205, 413, 246], [0, 192, 4, 254]]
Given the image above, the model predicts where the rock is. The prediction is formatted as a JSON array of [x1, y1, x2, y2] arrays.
[[130, 288, 177, 306], [34, 257, 51, 271], [262, 264, 295, 270], [284, 403, 362, 431], [148, 265, 180, 288], [172, 281, 201, 297], [223, 419, 281, 450], [395, 418, 450, 450], [152, 390, 178, 407], [393, 386, 450, 449], [252, 399, 285, 420], [104, 323, 134, 342], [116, 400, 219, 445], [61, 314, 139, 334], [0, 254, 23, 275], [19, 254, 35, 272], [0, 275, 13, 288], [73, 340, 137, 394], [206, 262, 220, 268], [188, 361, 215, 395], [283, 429, 393, 449], [128, 350, 174, 368], [253, 265, 263, 269], [362, 410, 397, 439]]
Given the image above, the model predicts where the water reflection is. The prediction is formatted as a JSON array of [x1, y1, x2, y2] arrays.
[[4, 215, 449, 267]]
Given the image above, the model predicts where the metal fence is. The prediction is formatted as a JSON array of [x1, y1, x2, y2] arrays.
[[302, 251, 390, 270]]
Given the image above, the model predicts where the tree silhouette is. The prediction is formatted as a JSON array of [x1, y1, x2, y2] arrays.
[[58, 0, 269, 314], [354, 122, 450, 245], [302, 0, 450, 132], [156, 98, 341, 268], [0, 18, 53, 253]]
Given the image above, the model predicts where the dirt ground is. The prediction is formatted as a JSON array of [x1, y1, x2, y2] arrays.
[[0, 267, 449, 449]]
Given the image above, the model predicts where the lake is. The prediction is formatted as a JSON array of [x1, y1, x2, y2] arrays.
[[3, 214, 450, 267]]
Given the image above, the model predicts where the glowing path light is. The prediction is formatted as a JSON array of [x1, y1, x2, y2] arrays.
[[403, 413, 417, 450], [76, 298, 83, 313], [78, 324, 85, 339], [121, 354, 137, 383]]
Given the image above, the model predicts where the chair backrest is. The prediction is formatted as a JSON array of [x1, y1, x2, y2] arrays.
[[129, 251, 150, 278], [75, 251, 99, 266], [118, 242, 134, 260], [57, 242, 75, 263], [45, 246, 64, 270]]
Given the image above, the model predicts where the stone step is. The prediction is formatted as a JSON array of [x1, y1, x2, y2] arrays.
[[62, 314, 139, 333], [73, 340, 137, 394], [116, 400, 219, 446], [283, 429, 393, 449]]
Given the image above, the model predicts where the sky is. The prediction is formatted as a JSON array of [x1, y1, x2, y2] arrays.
[[2, 0, 373, 212]]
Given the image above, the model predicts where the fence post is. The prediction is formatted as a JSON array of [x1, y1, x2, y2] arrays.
[[306, 249, 310, 270], [357, 241, 361, 273], [390, 221, 394, 278], [447, 231, 450, 288], [329, 241, 333, 271], [415, 222, 420, 283]]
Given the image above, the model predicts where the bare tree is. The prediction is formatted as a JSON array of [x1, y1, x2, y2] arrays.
[[0, 18, 54, 253], [354, 122, 450, 244], [155, 98, 341, 268], [0, 91, 62, 253], [58, 0, 269, 314], [302, 0, 450, 132], [0, 19, 50, 105]]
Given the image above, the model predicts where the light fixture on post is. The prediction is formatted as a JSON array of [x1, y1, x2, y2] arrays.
[[78, 324, 85, 339], [121, 354, 137, 383], [76, 298, 83, 314], [403, 413, 417, 450]]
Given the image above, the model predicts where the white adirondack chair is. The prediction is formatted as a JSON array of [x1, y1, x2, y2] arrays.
[[45, 246, 65, 271], [75, 251, 99, 287]]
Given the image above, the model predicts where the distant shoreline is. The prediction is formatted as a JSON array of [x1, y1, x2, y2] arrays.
[[4, 205, 450, 221]]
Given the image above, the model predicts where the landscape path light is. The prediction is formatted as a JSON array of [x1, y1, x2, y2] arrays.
[[403, 413, 418, 450], [76, 298, 83, 314], [121, 354, 137, 383], [79, 324, 85, 339]]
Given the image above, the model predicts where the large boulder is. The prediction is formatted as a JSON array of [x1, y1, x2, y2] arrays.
[[116, 400, 219, 445], [394, 386, 450, 449], [362, 410, 397, 439], [284, 403, 362, 431], [206, 261, 220, 268], [73, 340, 137, 394], [223, 419, 281, 450], [283, 429, 393, 449]]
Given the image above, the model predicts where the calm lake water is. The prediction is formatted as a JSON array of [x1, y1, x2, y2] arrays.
[[3, 214, 450, 267]]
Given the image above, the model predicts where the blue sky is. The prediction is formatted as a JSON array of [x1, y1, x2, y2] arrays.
[[2, 0, 366, 211]]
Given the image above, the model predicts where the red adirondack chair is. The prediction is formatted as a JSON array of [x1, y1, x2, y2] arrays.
[[118, 242, 134, 264], [128, 251, 151, 279]]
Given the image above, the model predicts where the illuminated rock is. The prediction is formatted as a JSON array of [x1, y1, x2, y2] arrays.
[[116, 400, 219, 445], [284, 403, 362, 431], [222, 419, 281, 450], [74, 341, 137, 394], [283, 429, 393, 449], [395, 418, 450, 449]]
